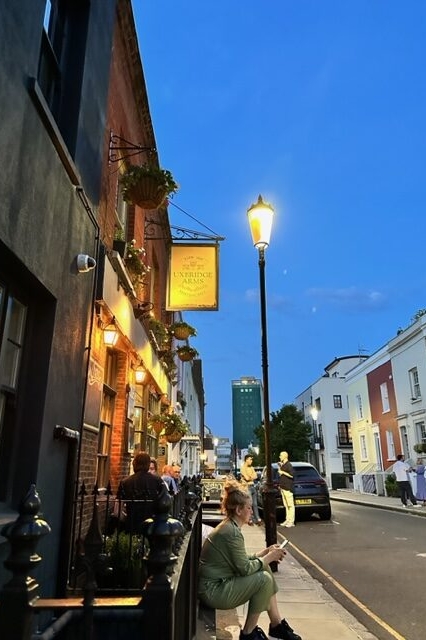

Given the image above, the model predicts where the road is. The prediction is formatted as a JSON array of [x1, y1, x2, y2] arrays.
[[281, 501, 426, 640]]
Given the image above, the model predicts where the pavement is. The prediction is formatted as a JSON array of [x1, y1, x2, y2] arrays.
[[212, 489, 426, 640]]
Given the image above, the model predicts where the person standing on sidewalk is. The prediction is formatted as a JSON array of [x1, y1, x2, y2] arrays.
[[414, 458, 426, 506], [240, 454, 262, 525], [278, 451, 295, 527], [393, 454, 421, 507], [199, 482, 302, 640]]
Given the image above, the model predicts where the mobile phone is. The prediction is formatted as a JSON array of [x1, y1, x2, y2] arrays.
[[279, 538, 289, 549]]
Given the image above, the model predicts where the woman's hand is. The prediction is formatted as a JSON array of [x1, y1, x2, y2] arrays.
[[258, 544, 286, 565], [265, 546, 286, 564]]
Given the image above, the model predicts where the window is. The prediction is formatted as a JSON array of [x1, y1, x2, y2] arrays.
[[337, 422, 352, 446], [97, 352, 117, 487], [386, 430, 395, 460], [359, 434, 367, 461], [0, 291, 27, 500], [415, 421, 426, 444], [400, 426, 409, 459], [409, 368, 421, 400], [333, 395, 342, 408], [37, 0, 90, 152], [355, 394, 364, 420], [115, 181, 129, 232], [342, 453, 355, 473], [380, 382, 390, 413]]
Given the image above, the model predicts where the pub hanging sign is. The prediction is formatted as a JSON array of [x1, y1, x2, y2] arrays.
[[166, 243, 219, 311]]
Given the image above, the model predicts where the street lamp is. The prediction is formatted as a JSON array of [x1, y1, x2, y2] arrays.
[[310, 406, 320, 470], [247, 194, 277, 551]]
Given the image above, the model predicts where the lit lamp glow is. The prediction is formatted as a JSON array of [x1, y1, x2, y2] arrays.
[[247, 195, 274, 249], [135, 365, 146, 384], [247, 194, 277, 557], [103, 319, 119, 346]]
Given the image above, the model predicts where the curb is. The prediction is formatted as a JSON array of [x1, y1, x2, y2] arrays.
[[330, 494, 426, 518]]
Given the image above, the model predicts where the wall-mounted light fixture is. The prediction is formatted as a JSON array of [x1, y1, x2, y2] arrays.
[[99, 316, 119, 347], [135, 364, 147, 384]]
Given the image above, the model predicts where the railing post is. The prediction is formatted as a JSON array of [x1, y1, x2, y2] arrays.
[[0, 485, 51, 640], [142, 488, 185, 640]]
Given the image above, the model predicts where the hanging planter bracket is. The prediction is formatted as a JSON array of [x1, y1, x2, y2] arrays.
[[109, 132, 156, 163], [145, 218, 225, 243]]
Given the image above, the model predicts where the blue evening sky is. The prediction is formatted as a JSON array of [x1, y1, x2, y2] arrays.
[[133, 1, 426, 439]]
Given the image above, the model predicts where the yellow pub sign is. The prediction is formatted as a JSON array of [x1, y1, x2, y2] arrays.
[[167, 243, 219, 311]]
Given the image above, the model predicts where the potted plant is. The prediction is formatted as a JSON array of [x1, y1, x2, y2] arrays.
[[148, 318, 169, 350], [164, 412, 188, 443], [120, 164, 179, 209], [169, 321, 197, 341], [176, 345, 199, 362], [124, 240, 150, 284], [113, 228, 126, 258], [414, 443, 426, 454], [104, 532, 146, 588], [148, 413, 168, 435]]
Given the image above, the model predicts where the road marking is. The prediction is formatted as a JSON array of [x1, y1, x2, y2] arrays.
[[289, 541, 406, 640]]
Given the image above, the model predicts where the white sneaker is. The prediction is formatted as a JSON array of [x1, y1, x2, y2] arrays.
[[284, 522, 295, 527], [412, 504, 422, 508]]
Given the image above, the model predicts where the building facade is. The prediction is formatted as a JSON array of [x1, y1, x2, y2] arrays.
[[0, 0, 205, 598], [232, 376, 262, 452], [346, 314, 426, 490], [295, 356, 367, 488]]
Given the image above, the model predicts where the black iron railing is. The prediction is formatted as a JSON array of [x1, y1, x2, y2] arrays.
[[0, 476, 203, 640]]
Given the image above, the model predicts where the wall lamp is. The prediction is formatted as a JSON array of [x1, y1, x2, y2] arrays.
[[135, 364, 147, 384], [99, 316, 119, 347]]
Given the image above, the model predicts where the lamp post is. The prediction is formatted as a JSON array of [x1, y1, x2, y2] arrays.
[[247, 195, 277, 551], [310, 406, 320, 471]]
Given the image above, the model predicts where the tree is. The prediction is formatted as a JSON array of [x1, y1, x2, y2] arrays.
[[254, 404, 311, 464]]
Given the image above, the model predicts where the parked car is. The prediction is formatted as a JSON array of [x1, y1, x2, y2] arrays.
[[256, 462, 332, 521]]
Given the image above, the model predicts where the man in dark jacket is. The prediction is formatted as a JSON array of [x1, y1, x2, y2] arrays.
[[278, 451, 295, 528], [120, 451, 166, 534]]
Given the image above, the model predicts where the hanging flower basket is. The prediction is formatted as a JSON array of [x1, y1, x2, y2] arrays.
[[166, 431, 183, 443], [163, 412, 189, 443], [120, 165, 179, 209], [170, 321, 197, 341], [151, 421, 164, 436], [148, 414, 167, 436], [176, 346, 199, 362]]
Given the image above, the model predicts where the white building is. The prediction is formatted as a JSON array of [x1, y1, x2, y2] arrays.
[[294, 355, 367, 488]]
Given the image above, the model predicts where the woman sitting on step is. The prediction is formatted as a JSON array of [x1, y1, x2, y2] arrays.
[[198, 482, 302, 640]]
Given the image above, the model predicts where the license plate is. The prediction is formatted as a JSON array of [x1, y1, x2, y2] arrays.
[[295, 498, 312, 505]]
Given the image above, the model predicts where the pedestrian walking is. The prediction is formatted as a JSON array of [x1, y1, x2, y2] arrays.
[[278, 451, 296, 527], [393, 454, 421, 508], [199, 481, 302, 640], [240, 454, 262, 525], [414, 458, 426, 505]]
